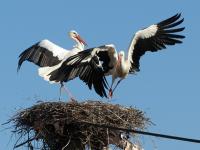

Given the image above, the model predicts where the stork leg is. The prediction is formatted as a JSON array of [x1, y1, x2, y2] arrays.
[[113, 79, 122, 93], [109, 79, 123, 98], [59, 83, 63, 101], [59, 82, 76, 102], [109, 78, 116, 98]]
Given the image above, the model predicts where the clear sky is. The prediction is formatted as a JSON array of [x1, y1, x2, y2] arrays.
[[0, 0, 200, 149]]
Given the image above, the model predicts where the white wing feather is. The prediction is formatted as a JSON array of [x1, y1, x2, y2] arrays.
[[127, 25, 158, 63], [39, 39, 70, 60]]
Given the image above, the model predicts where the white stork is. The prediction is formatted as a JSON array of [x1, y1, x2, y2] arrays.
[[17, 30, 87, 99], [48, 13, 185, 98]]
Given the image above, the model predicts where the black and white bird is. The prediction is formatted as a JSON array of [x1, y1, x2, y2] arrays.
[[17, 30, 87, 98], [48, 13, 185, 98]]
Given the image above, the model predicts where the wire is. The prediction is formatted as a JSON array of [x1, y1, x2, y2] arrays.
[[79, 121, 200, 144]]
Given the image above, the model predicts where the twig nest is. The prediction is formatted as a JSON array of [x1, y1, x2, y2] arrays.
[[10, 100, 150, 150]]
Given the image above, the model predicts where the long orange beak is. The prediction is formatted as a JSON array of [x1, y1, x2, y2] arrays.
[[76, 35, 87, 47]]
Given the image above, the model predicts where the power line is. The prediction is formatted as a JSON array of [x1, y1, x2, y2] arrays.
[[80, 121, 200, 144]]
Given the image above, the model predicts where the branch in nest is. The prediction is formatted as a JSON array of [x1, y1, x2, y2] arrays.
[[8, 100, 150, 149]]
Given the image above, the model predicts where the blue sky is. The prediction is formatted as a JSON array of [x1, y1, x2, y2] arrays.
[[0, 0, 200, 149]]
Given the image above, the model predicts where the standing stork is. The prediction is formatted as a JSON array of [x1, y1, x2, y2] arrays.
[[17, 30, 87, 99], [48, 13, 185, 98]]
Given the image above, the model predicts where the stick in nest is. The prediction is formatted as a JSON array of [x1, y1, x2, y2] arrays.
[[8, 100, 150, 150]]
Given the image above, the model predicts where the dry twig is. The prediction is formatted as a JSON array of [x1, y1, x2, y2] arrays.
[[8, 100, 150, 150]]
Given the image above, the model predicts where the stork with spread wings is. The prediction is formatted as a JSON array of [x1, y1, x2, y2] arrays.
[[49, 13, 185, 98]]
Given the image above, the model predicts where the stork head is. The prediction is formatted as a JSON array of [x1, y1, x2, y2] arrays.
[[68, 30, 87, 46], [118, 51, 125, 60]]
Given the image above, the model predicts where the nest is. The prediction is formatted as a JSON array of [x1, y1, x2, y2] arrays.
[[9, 100, 150, 150]]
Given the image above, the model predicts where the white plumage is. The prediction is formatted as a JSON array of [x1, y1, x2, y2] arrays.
[[18, 30, 87, 83], [48, 13, 185, 98], [38, 39, 70, 60]]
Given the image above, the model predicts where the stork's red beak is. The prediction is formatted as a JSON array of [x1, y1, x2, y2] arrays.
[[76, 35, 87, 47]]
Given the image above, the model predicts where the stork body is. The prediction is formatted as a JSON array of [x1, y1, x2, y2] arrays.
[[17, 30, 87, 99], [109, 14, 185, 97], [48, 13, 185, 98]]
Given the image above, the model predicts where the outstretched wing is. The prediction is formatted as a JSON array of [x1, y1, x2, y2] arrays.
[[49, 44, 117, 98], [128, 13, 185, 73], [17, 39, 69, 71]]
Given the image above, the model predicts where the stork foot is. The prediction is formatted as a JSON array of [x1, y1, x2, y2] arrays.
[[108, 88, 113, 99], [59, 83, 76, 102], [69, 97, 78, 103]]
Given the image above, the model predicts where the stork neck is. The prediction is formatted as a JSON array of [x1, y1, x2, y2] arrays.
[[117, 55, 131, 73], [117, 55, 124, 67], [74, 39, 85, 50]]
